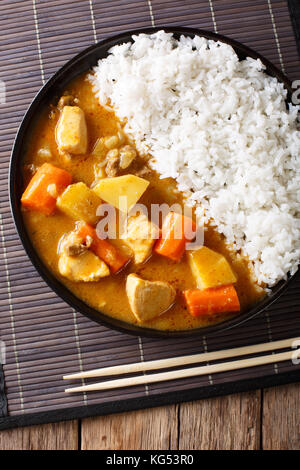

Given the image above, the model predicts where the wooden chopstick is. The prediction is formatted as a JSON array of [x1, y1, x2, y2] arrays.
[[65, 349, 294, 393], [63, 336, 299, 380]]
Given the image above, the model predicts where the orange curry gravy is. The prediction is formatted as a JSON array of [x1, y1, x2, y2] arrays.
[[21, 73, 265, 331]]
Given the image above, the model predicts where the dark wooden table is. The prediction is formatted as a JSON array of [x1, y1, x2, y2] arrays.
[[0, 383, 298, 450]]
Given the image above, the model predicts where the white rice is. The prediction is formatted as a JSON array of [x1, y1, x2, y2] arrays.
[[91, 31, 300, 287]]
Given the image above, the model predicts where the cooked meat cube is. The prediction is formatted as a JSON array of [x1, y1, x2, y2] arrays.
[[105, 149, 120, 177], [122, 213, 158, 264], [60, 231, 87, 256], [126, 274, 176, 322], [58, 250, 109, 282], [56, 106, 88, 155]]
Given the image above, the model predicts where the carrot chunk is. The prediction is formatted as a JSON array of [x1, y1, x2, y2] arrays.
[[76, 223, 130, 274], [184, 285, 240, 317], [21, 163, 72, 215], [154, 211, 196, 262]]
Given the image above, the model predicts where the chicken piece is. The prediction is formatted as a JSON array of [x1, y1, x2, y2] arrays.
[[58, 250, 109, 282], [126, 274, 176, 322], [56, 106, 87, 155], [60, 231, 87, 256], [122, 213, 159, 264]]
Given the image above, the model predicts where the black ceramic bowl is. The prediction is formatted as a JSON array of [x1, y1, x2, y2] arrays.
[[10, 26, 297, 338]]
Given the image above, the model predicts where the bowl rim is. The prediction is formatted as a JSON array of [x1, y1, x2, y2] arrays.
[[9, 25, 298, 339]]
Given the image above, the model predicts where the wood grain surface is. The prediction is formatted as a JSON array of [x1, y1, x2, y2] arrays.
[[0, 385, 299, 450], [81, 405, 179, 450], [262, 383, 300, 450], [178, 391, 261, 450], [0, 420, 78, 450]]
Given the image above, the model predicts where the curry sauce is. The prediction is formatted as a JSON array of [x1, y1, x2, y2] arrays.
[[21, 73, 265, 331]]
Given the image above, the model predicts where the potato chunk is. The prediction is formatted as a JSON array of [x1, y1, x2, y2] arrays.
[[92, 175, 149, 213], [126, 274, 176, 323], [56, 106, 87, 155], [58, 250, 109, 282], [57, 182, 102, 224], [122, 213, 158, 264], [187, 246, 237, 289]]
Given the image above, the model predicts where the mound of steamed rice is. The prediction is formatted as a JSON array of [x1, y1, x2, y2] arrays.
[[91, 31, 300, 287]]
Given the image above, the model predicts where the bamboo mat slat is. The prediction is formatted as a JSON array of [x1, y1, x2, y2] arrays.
[[0, 0, 299, 429]]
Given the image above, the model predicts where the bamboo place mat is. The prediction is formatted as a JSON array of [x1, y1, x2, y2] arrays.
[[0, 0, 300, 430]]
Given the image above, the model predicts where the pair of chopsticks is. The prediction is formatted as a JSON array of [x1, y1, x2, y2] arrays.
[[64, 337, 299, 393]]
